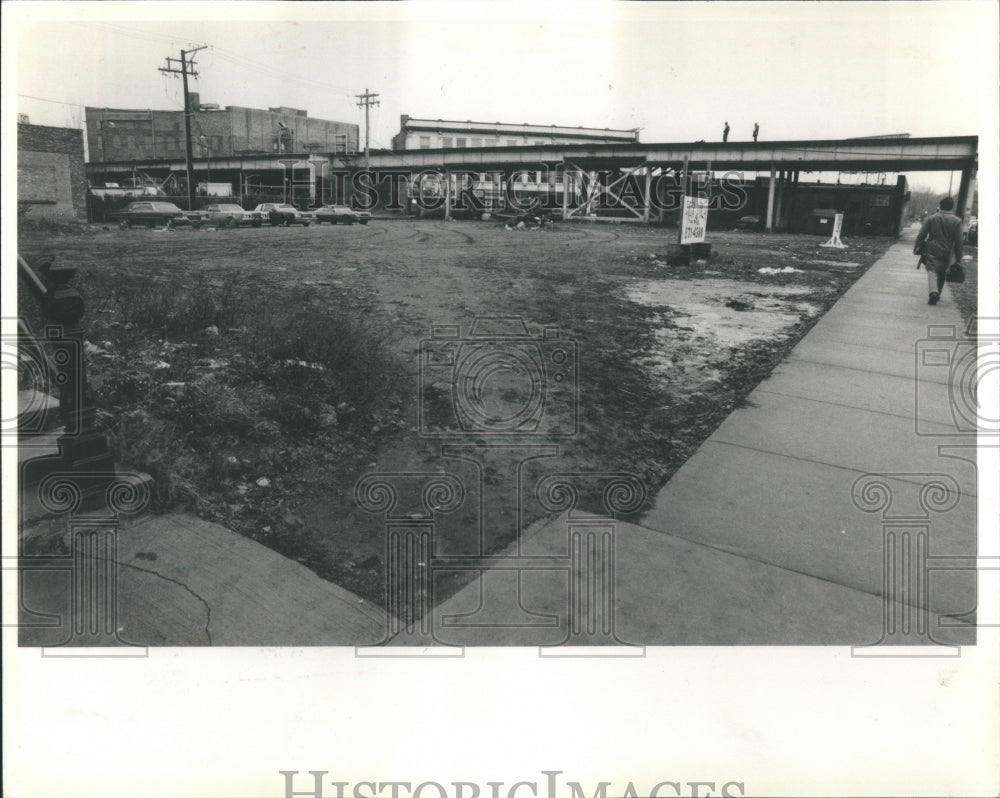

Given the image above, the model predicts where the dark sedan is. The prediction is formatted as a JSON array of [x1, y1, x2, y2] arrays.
[[313, 204, 363, 225], [110, 201, 205, 229], [252, 203, 315, 226], [202, 203, 263, 228]]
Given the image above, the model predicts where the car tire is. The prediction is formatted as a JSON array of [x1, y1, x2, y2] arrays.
[[221, 217, 236, 229]]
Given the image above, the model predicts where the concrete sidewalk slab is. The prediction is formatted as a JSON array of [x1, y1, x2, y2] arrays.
[[756, 360, 958, 428], [711, 391, 977, 497], [388, 514, 974, 647], [18, 512, 388, 647], [787, 338, 949, 383], [641, 441, 975, 616], [801, 322, 927, 355]]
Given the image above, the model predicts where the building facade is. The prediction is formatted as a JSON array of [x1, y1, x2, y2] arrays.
[[18, 122, 88, 219], [85, 95, 358, 171], [391, 115, 640, 151]]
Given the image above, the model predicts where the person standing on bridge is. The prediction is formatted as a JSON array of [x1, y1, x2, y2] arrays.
[[752, 122, 759, 142], [914, 196, 963, 306], [722, 122, 730, 142]]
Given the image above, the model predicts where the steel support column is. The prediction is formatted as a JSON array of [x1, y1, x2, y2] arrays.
[[774, 170, 785, 231], [765, 164, 776, 232], [562, 168, 570, 220], [956, 164, 976, 229], [444, 169, 451, 220], [643, 165, 652, 223]]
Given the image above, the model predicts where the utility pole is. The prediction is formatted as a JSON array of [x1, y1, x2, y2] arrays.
[[159, 45, 207, 210], [356, 88, 380, 169]]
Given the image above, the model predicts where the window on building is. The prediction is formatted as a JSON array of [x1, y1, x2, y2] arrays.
[[456, 137, 467, 148], [506, 139, 518, 146], [471, 137, 482, 147], [486, 138, 498, 147], [419, 135, 431, 149], [442, 137, 453, 148], [534, 140, 547, 145]]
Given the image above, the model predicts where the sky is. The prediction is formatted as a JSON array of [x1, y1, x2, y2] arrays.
[[7, 1, 997, 192]]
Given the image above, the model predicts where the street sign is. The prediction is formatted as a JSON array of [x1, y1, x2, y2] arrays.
[[679, 195, 709, 244]]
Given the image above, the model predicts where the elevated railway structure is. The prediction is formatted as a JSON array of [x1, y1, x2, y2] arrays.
[[88, 135, 978, 231]]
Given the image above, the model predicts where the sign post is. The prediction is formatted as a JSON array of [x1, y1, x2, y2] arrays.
[[679, 194, 709, 245], [820, 212, 847, 248]]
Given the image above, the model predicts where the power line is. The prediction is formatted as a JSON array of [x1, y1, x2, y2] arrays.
[[17, 93, 86, 108]]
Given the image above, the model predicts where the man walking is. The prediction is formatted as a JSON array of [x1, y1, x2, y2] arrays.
[[722, 121, 730, 142], [914, 196, 963, 305], [752, 122, 759, 142]]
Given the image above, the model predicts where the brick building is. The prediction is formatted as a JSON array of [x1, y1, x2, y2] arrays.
[[392, 115, 639, 150], [17, 122, 88, 220], [85, 94, 359, 171]]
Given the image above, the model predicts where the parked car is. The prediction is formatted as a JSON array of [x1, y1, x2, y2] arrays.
[[252, 203, 315, 226], [492, 206, 556, 226], [201, 203, 262, 228], [734, 214, 763, 231], [313, 204, 372, 225], [110, 201, 205, 229], [965, 217, 978, 245]]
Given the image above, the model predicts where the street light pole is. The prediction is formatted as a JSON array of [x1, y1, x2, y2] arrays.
[[99, 117, 115, 186], [279, 159, 299, 205]]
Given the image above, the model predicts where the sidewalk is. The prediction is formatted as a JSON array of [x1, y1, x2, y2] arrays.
[[404, 227, 978, 646]]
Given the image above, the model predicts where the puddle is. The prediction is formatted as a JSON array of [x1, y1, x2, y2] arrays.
[[624, 278, 827, 381]]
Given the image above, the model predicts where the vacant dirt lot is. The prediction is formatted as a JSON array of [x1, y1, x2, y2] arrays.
[[19, 218, 894, 608]]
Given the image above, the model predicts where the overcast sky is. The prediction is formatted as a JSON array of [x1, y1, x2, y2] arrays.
[[6, 1, 999, 191]]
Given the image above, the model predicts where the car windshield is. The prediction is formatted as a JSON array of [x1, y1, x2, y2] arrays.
[[152, 203, 181, 211], [215, 205, 243, 212]]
